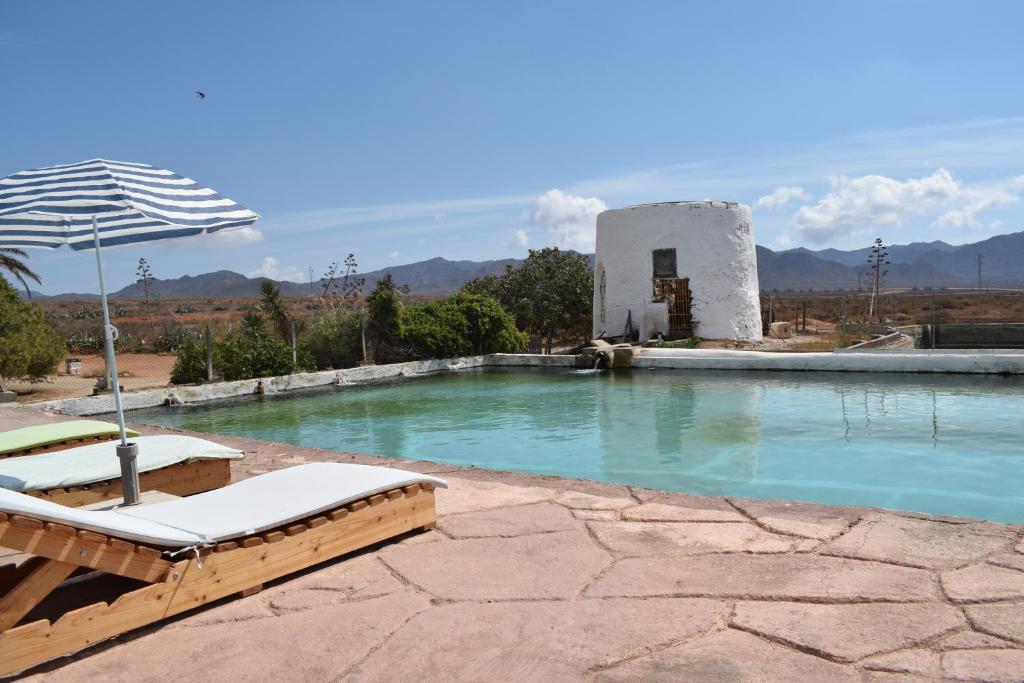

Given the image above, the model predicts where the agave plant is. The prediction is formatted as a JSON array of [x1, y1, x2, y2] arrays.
[[0, 247, 41, 295]]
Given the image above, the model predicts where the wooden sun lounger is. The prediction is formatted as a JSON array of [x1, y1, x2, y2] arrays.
[[25, 459, 233, 508], [1, 435, 242, 508], [0, 463, 444, 676], [0, 421, 141, 459]]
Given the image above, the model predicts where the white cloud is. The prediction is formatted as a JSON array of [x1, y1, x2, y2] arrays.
[[771, 233, 795, 250], [208, 226, 264, 245], [529, 189, 606, 252], [756, 186, 812, 209], [514, 229, 529, 247], [387, 250, 400, 260], [793, 169, 960, 243], [247, 257, 305, 282], [933, 175, 1024, 228]]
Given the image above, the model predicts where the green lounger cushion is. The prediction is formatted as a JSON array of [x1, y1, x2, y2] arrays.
[[0, 420, 140, 456], [0, 435, 243, 492]]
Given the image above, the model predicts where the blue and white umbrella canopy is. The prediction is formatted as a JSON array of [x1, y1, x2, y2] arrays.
[[0, 158, 260, 505], [0, 158, 259, 249]]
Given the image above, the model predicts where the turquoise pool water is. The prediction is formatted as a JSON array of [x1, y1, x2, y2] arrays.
[[128, 368, 1024, 523]]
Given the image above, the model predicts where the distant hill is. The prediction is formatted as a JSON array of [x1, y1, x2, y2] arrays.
[[21, 230, 1024, 300]]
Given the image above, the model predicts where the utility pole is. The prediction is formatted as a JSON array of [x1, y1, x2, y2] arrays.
[[308, 266, 315, 297], [977, 254, 984, 292], [866, 238, 890, 324]]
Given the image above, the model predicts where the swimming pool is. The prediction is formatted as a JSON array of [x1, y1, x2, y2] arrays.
[[128, 367, 1024, 523]]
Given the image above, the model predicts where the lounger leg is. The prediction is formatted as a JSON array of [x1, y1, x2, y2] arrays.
[[0, 558, 76, 631]]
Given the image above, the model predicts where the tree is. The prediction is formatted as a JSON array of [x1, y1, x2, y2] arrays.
[[135, 257, 155, 306], [0, 277, 65, 381], [463, 248, 593, 353], [365, 274, 404, 362], [258, 279, 292, 341], [0, 247, 41, 295]]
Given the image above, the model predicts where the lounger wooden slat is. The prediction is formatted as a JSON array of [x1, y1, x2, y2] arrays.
[[0, 559, 77, 631], [0, 481, 439, 676]]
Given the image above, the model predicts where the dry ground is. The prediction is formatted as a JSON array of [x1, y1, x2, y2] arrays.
[[4, 354, 176, 403]]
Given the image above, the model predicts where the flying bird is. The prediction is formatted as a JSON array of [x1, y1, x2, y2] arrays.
[[195, 91, 206, 100]]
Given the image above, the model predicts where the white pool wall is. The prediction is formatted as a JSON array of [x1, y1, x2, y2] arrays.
[[633, 348, 1024, 373], [20, 349, 1024, 418], [594, 201, 762, 341]]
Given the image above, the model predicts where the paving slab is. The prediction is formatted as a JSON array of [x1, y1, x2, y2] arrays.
[[380, 530, 610, 600], [587, 521, 761, 557], [729, 497, 861, 539], [26, 591, 431, 682], [942, 649, 1024, 683], [439, 501, 580, 538], [861, 649, 943, 677], [587, 553, 941, 601], [351, 598, 724, 680], [263, 554, 407, 613], [942, 563, 1024, 602], [823, 514, 1014, 569], [938, 630, 1020, 650], [554, 490, 635, 510], [965, 603, 1024, 644], [988, 552, 1024, 573], [434, 478, 557, 516], [731, 602, 965, 662], [593, 629, 860, 682], [571, 509, 620, 521], [621, 501, 746, 523], [861, 673, 938, 683]]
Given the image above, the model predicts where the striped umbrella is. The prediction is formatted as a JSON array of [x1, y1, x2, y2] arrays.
[[0, 158, 260, 505]]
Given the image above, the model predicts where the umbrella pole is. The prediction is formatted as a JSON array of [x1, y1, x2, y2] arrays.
[[92, 216, 141, 506]]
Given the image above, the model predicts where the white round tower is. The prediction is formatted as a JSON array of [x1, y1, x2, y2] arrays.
[[593, 201, 762, 341]]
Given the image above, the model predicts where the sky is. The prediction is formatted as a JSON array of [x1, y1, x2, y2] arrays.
[[2, 1, 1024, 294]]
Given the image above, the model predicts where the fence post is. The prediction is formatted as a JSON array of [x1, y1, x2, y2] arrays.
[[205, 322, 214, 382], [290, 319, 297, 366]]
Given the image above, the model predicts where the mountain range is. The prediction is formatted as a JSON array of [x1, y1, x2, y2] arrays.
[[23, 231, 1024, 301]]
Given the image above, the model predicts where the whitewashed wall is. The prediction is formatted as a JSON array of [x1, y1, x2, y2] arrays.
[[593, 201, 762, 341]]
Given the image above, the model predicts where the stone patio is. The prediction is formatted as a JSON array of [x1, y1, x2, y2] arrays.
[[3, 406, 1024, 682]]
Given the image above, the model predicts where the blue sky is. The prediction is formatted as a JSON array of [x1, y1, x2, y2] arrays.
[[2, 1, 1024, 294]]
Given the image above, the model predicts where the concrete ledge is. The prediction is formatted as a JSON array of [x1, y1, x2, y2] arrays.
[[634, 348, 1024, 373], [25, 354, 576, 416], [484, 353, 576, 367], [26, 346, 1024, 418]]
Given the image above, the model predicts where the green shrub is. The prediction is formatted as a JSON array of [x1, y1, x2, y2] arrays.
[[401, 300, 471, 357], [299, 307, 364, 370], [399, 293, 526, 358], [169, 335, 208, 384], [0, 278, 65, 381], [169, 311, 303, 384]]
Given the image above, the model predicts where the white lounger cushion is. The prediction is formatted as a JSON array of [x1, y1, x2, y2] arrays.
[[0, 435, 244, 493], [0, 463, 446, 548], [0, 485, 204, 545]]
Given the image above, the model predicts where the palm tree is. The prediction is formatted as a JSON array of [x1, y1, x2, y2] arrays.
[[0, 247, 41, 295]]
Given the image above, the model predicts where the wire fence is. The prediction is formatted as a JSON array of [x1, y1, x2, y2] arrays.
[[2, 343, 179, 404]]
